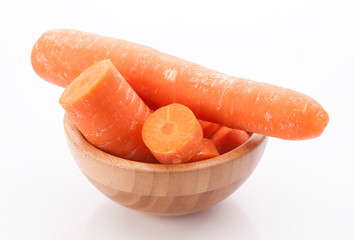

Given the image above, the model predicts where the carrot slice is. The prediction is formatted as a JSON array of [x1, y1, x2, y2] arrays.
[[210, 126, 250, 155], [142, 103, 203, 164], [198, 120, 221, 138], [59, 60, 156, 163], [32, 29, 329, 140], [190, 138, 220, 162]]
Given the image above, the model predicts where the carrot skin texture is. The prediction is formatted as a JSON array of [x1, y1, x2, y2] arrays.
[[32, 29, 329, 140], [211, 126, 250, 155], [59, 60, 156, 163], [190, 138, 220, 162], [142, 104, 203, 164]]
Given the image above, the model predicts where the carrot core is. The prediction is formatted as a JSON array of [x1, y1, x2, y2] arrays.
[[161, 122, 175, 135]]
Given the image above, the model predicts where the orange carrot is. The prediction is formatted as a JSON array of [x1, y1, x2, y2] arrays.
[[142, 103, 203, 164], [211, 126, 250, 155], [190, 138, 220, 162], [198, 120, 221, 138], [59, 59, 156, 163], [32, 29, 329, 140]]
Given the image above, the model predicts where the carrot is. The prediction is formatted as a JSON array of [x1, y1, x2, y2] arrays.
[[142, 103, 203, 164], [210, 126, 250, 155], [198, 119, 221, 138], [59, 59, 156, 163], [32, 29, 329, 140], [190, 138, 220, 162]]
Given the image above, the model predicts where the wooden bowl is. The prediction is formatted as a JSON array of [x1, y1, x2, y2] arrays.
[[64, 114, 268, 216]]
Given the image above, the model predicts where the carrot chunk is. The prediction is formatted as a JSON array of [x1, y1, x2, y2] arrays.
[[142, 103, 203, 164], [210, 126, 250, 155], [32, 29, 329, 140], [190, 138, 220, 162], [198, 120, 221, 138], [59, 60, 156, 163]]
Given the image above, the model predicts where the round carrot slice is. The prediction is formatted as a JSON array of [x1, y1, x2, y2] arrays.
[[142, 103, 203, 164]]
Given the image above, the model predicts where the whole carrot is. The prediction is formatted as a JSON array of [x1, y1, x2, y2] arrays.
[[142, 103, 203, 164], [60, 59, 156, 163], [32, 29, 329, 140]]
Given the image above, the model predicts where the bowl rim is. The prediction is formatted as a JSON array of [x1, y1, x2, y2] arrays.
[[64, 113, 267, 174]]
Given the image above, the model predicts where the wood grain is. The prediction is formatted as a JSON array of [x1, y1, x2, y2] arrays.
[[64, 114, 268, 216]]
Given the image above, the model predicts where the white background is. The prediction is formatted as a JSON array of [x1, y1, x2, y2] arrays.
[[1, 0, 353, 239]]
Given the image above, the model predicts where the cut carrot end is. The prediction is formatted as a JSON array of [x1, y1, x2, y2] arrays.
[[59, 60, 112, 106], [142, 103, 203, 164], [211, 126, 250, 155]]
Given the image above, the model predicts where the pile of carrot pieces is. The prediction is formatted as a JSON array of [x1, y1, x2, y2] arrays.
[[31, 29, 329, 164]]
